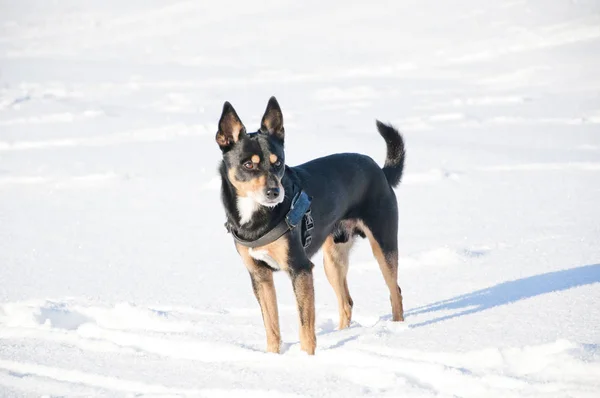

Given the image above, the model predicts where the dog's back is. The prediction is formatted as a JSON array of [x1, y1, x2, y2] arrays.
[[286, 122, 405, 258]]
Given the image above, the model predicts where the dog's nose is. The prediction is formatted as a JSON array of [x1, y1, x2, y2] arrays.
[[266, 187, 280, 200]]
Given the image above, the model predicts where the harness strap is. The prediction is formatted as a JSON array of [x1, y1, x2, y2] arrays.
[[227, 219, 290, 249], [225, 190, 314, 249]]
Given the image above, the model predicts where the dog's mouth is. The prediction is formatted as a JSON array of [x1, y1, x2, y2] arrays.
[[260, 200, 282, 208]]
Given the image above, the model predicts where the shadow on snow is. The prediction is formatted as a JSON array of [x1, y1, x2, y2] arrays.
[[406, 263, 600, 328]]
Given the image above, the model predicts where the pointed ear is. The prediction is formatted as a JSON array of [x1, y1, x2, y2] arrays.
[[216, 101, 246, 151], [260, 96, 284, 142]]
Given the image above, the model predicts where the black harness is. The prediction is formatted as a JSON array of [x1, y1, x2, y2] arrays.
[[225, 189, 314, 249]]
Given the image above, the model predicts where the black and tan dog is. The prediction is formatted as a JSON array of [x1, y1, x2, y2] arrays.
[[215, 97, 405, 355]]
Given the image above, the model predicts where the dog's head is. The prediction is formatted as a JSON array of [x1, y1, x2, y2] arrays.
[[216, 96, 286, 207]]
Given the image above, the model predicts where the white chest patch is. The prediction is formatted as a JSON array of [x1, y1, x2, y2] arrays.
[[248, 248, 280, 270], [237, 196, 259, 225]]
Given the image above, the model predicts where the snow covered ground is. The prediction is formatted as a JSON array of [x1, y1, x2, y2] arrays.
[[1, 0, 600, 396]]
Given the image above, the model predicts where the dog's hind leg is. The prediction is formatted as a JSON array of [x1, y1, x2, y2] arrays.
[[358, 219, 404, 322], [374, 247, 404, 322], [237, 245, 281, 353], [322, 235, 354, 329]]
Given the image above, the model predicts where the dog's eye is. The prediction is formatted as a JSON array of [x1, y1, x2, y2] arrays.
[[274, 160, 282, 168], [243, 161, 254, 170]]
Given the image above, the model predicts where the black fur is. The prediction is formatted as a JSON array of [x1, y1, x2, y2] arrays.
[[377, 120, 405, 187], [219, 136, 287, 242], [217, 99, 406, 263], [215, 97, 406, 354]]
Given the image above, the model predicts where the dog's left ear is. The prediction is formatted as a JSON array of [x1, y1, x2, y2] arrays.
[[260, 96, 284, 142]]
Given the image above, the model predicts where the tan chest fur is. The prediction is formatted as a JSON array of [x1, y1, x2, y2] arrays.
[[237, 237, 289, 271]]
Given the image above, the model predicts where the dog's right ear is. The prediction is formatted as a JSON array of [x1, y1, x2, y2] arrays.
[[216, 101, 246, 151]]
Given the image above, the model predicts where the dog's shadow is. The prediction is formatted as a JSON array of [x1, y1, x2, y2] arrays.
[[280, 264, 600, 353], [403, 263, 600, 328]]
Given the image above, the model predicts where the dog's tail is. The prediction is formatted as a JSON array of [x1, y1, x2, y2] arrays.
[[376, 120, 405, 188]]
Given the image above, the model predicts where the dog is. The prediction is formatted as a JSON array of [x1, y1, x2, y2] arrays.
[[215, 97, 405, 355]]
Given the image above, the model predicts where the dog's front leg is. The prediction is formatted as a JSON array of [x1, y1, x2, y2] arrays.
[[289, 266, 316, 355], [248, 267, 281, 353], [237, 244, 281, 353]]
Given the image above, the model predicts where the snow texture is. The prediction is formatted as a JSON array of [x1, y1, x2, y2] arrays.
[[1, 0, 600, 396]]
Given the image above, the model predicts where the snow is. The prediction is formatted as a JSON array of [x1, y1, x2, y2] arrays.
[[1, 0, 600, 396]]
